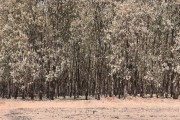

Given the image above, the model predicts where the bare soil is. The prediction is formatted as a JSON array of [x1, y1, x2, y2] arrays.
[[0, 97, 180, 120]]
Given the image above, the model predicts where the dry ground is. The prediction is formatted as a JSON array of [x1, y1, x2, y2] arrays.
[[0, 97, 180, 120]]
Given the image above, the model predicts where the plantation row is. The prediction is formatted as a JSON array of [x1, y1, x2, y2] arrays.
[[0, 0, 180, 100]]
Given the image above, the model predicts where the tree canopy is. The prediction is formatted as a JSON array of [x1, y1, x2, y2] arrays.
[[0, 0, 180, 100]]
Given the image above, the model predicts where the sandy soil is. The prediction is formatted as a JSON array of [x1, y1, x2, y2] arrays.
[[0, 97, 180, 120]]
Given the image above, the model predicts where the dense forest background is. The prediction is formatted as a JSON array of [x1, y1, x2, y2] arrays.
[[0, 0, 180, 100]]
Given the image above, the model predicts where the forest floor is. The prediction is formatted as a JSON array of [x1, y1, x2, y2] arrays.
[[0, 96, 180, 120]]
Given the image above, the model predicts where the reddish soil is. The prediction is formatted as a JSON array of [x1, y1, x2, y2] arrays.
[[0, 97, 180, 120]]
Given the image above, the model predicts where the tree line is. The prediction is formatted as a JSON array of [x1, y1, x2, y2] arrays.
[[0, 0, 180, 100]]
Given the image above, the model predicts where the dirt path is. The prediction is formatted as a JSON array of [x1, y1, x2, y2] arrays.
[[0, 97, 180, 120]]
